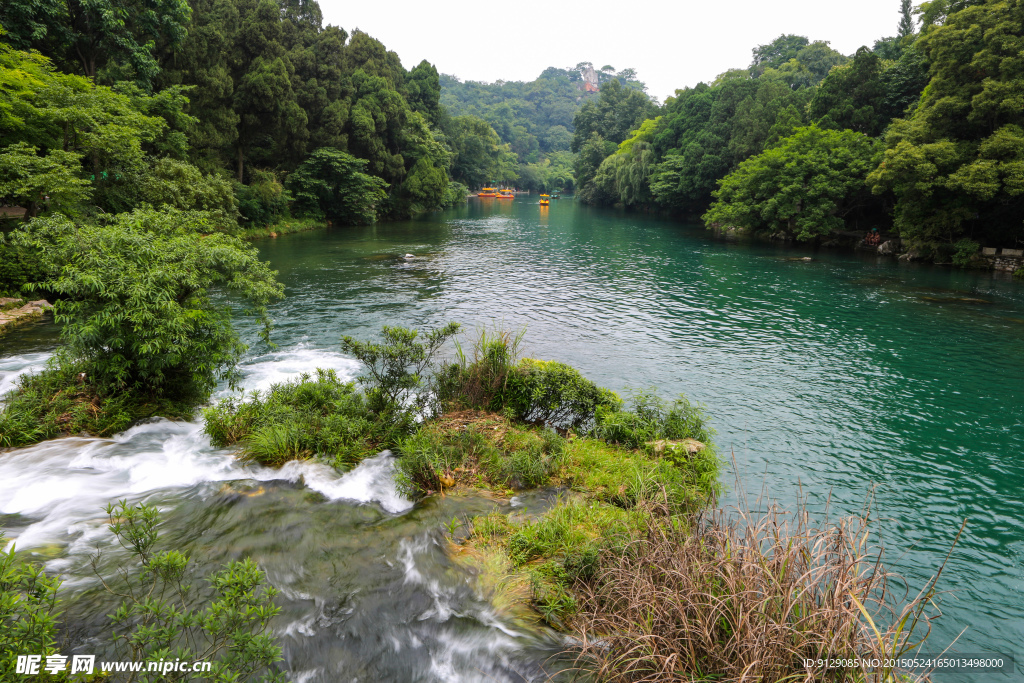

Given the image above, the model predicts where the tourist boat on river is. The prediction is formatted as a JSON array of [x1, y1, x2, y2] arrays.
[[539, 194, 550, 206], [496, 189, 514, 199], [478, 187, 497, 197]]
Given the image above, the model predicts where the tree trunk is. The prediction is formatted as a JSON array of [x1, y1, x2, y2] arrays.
[[237, 147, 244, 183]]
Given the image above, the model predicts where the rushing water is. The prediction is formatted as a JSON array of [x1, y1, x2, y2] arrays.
[[2, 198, 1023, 680]]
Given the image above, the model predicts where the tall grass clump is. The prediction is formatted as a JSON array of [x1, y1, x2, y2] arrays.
[[203, 368, 383, 468], [568, 504, 958, 682], [594, 389, 714, 450], [394, 418, 567, 497], [435, 325, 620, 432]]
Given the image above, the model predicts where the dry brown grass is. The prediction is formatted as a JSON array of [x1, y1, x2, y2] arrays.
[[566, 499, 960, 683]]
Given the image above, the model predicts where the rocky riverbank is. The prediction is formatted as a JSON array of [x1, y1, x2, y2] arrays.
[[0, 298, 51, 335]]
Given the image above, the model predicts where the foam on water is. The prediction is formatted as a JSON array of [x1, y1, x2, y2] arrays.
[[232, 344, 361, 395], [0, 351, 52, 397], [1, 344, 412, 555], [272, 451, 412, 513]]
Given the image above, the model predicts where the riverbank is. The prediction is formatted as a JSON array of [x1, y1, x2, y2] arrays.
[[0, 298, 51, 336], [238, 216, 326, 240]]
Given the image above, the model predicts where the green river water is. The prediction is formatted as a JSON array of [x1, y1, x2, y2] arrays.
[[1, 197, 1022, 680]]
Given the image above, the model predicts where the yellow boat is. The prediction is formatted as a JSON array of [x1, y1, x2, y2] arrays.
[[478, 187, 497, 197], [539, 193, 550, 206], [496, 189, 514, 199]]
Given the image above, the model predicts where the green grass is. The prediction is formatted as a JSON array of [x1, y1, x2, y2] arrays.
[[203, 368, 392, 468], [394, 418, 567, 497], [0, 359, 194, 448]]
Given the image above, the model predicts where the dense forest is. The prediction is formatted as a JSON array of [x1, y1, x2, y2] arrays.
[[574, 0, 1024, 261], [0, 0, 536, 239]]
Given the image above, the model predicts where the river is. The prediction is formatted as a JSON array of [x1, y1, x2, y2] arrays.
[[2, 198, 1023, 681]]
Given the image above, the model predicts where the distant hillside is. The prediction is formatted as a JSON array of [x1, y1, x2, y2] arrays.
[[440, 64, 647, 191]]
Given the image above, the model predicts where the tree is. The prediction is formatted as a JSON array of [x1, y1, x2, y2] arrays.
[[704, 125, 881, 241], [286, 147, 388, 224], [898, 0, 916, 37], [0, 0, 191, 85], [0, 143, 91, 218], [868, 0, 1024, 248], [571, 79, 658, 152], [11, 209, 284, 399]]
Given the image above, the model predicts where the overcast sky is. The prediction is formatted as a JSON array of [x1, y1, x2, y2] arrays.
[[318, 0, 907, 101]]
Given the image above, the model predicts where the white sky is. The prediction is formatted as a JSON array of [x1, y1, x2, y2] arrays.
[[318, 0, 906, 102]]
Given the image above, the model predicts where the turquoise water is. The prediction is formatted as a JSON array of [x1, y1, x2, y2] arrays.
[[2, 197, 1022, 679]]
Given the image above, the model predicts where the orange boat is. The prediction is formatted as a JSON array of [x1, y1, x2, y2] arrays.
[[496, 189, 514, 199], [478, 187, 497, 197], [539, 194, 550, 206]]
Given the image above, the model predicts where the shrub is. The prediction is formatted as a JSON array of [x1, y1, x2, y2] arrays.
[[102, 501, 284, 682], [10, 209, 283, 401], [439, 180, 469, 207], [138, 157, 239, 229], [504, 359, 622, 432], [204, 369, 383, 469], [951, 238, 980, 267], [341, 322, 460, 423], [595, 389, 714, 450], [0, 356, 182, 448], [434, 326, 525, 412], [236, 169, 289, 227], [0, 533, 62, 681]]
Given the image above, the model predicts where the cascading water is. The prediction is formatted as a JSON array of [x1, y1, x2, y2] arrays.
[[1, 343, 567, 682]]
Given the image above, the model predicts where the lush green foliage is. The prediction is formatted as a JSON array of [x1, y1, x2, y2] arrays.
[[435, 328, 621, 433], [594, 389, 715, 451], [869, 0, 1024, 248], [569, 3, 1022, 254], [286, 147, 388, 224], [705, 126, 881, 240], [104, 500, 283, 682], [341, 322, 460, 420], [0, 358, 141, 448], [0, 533, 62, 682], [0, 142, 91, 219], [395, 422, 567, 497], [204, 369, 385, 469], [11, 210, 283, 399]]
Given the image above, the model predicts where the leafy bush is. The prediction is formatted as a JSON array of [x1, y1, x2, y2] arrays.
[[138, 157, 239, 229], [236, 169, 289, 227], [102, 501, 284, 682], [286, 148, 388, 225], [10, 209, 283, 401], [0, 237, 44, 298], [595, 389, 714, 450], [434, 326, 525, 412], [341, 323, 460, 423], [439, 180, 469, 207], [504, 358, 622, 432], [0, 533, 62, 681], [951, 238, 980, 267], [204, 369, 384, 469]]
